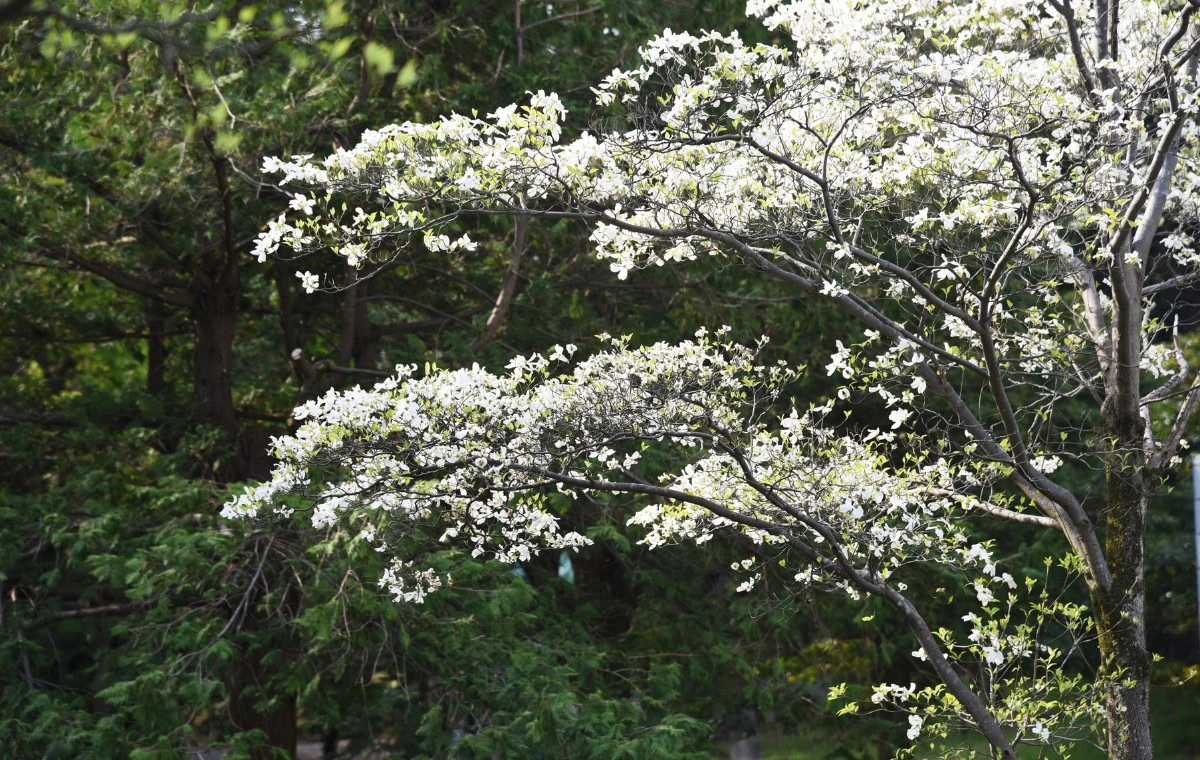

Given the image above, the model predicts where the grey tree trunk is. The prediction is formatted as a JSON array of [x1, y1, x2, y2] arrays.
[[1097, 409, 1154, 760]]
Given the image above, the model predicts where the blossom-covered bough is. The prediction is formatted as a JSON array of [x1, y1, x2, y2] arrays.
[[228, 1, 1200, 757]]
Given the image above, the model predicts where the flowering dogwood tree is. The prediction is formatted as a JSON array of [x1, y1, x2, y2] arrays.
[[226, 0, 1200, 757]]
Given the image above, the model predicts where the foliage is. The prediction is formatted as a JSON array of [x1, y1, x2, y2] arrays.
[[233, 1, 1200, 758], [3, 1, 1200, 759]]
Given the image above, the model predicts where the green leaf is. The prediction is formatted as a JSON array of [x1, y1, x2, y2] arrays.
[[328, 37, 354, 61], [396, 58, 419, 88], [363, 42, 395, 76]]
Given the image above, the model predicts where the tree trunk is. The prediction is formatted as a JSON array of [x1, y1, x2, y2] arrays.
[[351, 278, 378, 370], [229, 693, 296, 759], [229, 642, 299, 760], [338, 271, 379, 371], [192, 285, 239, 438], [193, 256, 299, 759], [1097, 423, 1154, 760], [337, 269, 358, 369], [273, 259, 298, 355], [147, 297, 168, 397]]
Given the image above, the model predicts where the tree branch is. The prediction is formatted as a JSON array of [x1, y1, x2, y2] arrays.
[[52, 247, 193, 307], [520, 4, 601, 33], [470, 215, 528, 352], [24, 600, 152, 630], [508, 463, 1017, 759], [1048, 0, 1102, 105]]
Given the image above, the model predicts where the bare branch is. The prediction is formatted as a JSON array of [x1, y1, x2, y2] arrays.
[[520, 4, 601, 33], [24, 600, 153, 630], [471, 215, 528, 353], [52, 247, 193, 307], [510, 463, 1018, 759], [1048, 0, 1102, 105]]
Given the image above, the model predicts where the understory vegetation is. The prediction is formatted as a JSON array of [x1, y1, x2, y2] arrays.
[[2, 1, 1200, 758]]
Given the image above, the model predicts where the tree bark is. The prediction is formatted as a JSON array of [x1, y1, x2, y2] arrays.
[[1097, 406, 1154, 760], [470, 216, 527, 353], [228, 643, 299, 760], [338, 272, 379, 372], [147, 297, 168, 396], [192, 279, 241, 465], [337, 269, 358, 369], [273, 259, 298, 356], [351, 278, 378, 370], [189, 192, 298, 757]]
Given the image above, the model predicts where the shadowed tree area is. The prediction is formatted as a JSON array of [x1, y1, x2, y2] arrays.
[[1, 2, 1199, 759]]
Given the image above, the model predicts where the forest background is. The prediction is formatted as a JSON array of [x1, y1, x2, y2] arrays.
[[1, 1, 1198, 758]]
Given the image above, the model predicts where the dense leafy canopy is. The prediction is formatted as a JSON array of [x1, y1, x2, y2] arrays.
[[2, 1, 1200, 759]]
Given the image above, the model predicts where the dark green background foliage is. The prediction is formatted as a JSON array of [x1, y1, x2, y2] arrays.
[[0, 2, 1197, 758]]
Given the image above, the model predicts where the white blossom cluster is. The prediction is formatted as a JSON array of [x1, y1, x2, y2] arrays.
[[225, 331, 1012, 607], [237, 0, 1200, 755], [249, 0, 1199, 440]]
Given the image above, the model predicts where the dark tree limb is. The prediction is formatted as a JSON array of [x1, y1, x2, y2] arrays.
[[470, 216, 528, 353], [23, 600, 153, 630]]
